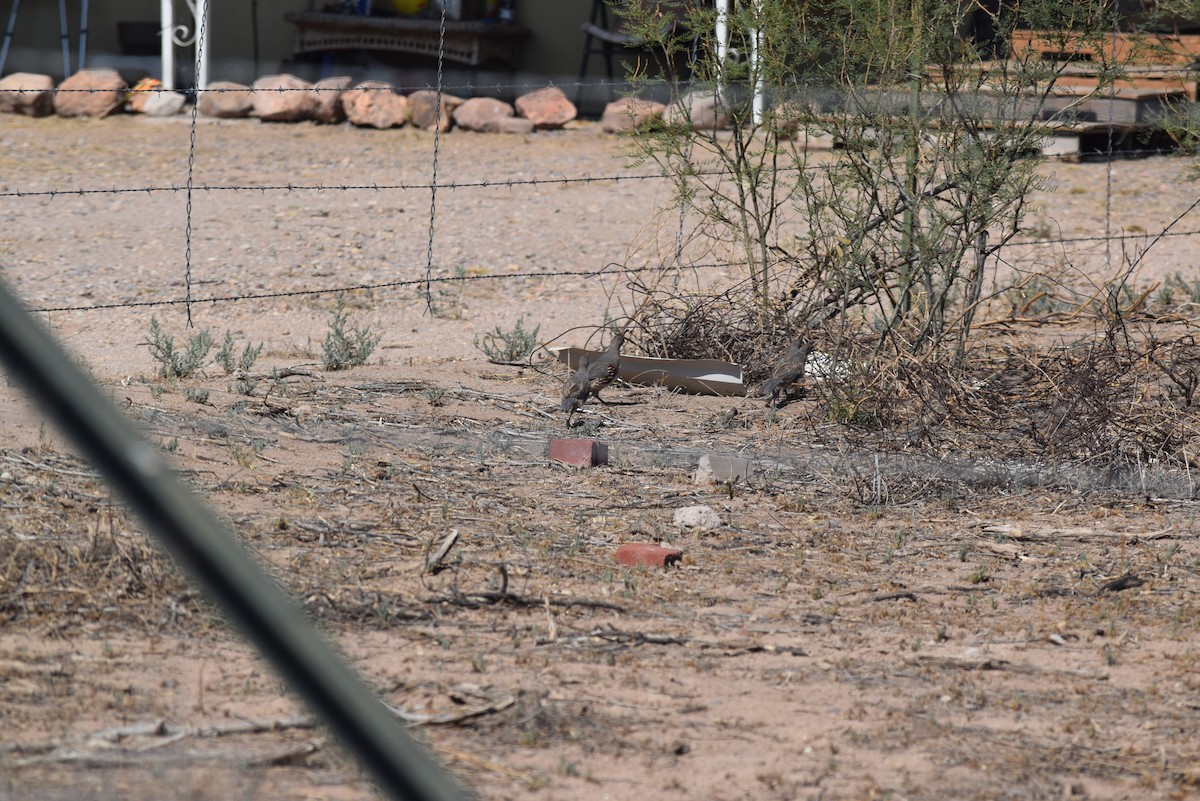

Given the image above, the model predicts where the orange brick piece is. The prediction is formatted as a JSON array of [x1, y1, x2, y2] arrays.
[[614, 543, 684, 568], [548, 438, 609, 467]]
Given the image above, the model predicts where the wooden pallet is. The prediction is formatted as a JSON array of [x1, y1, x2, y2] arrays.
[[1009, 29, 1200, 67]]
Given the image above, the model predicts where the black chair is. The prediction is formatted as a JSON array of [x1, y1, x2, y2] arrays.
[[577, 0, 647, 105]]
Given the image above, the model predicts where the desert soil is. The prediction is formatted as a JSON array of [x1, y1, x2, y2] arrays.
[[1, 113, 1199, 801]]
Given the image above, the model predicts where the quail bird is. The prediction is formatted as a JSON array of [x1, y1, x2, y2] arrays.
[[757, 337, 810, 408], [561, 329, 624, 426]]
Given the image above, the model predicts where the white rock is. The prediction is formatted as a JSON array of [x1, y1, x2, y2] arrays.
[[673, 504, 722, 530], [141, 91, 186, 116]]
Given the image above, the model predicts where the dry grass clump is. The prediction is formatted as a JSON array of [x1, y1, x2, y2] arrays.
[[627, 267, 1200, 470], [0, 456, 190, 630]]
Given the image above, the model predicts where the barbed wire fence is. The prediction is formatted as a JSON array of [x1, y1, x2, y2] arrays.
[[3, 55, 1200, 327]]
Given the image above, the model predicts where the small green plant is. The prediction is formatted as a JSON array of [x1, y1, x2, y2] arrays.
[[423, 386, 447, 407], [473, 315, 541, 364], [321, 294, 382, 371], [967, 566, 991, 584], [146, 317, 213, 380], [1160, 272, 1200, 308], [230, 375, 259, 396], [227, 438, 266, 469], [215, 330, 263, 375], [184, 387, 210, 405]]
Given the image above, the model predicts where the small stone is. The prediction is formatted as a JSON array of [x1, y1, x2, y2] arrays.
[[673, 505, 722, 530], [54, 69, 127, 118], [0, 72, 55, 116], [198, 80, 255, 118], [496, 116, 534, 135], [342, 80, 408, 129], [408, 89, 464, 131], [252, 73, 317, 122], [451, 96, 514, 132], [694, 454, 754, 485], [600, 96, 665, 133], [614, 543, 684, 568], [312, 76, 351, 124], [514, 86, 576, 130]]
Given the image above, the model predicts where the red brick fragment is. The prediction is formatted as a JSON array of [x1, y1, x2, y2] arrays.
[[614, 543, 684, 568], [548, 438, 608, 467]]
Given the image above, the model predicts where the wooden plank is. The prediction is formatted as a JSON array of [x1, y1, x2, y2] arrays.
[[1009, 29, 1200, 66]]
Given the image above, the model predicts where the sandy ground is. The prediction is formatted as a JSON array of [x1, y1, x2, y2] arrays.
[[1, 113, 1199, 801]]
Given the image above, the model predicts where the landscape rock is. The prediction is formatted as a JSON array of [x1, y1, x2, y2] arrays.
[[600, 96, 665, 133], [125, 77, 163, 113], [514, 86, 576, 130], [673, 505, 722, 531], [54, 69, 127, 118], [665, 89, 730, 131], [252, 74, 317, 122], [496, 116, 535, 135], [408, 89, 464, 131], [312, 76, 351, 124], [342, 80, 408, 129], [614, 543, 684, 568], [140, 90, 186, 116], [198, 81, 254, 118], [451, 97, 514, 132], [0, 72, 54, 116]]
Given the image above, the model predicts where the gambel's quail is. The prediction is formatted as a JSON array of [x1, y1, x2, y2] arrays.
[[757, 337, 810, 408], [561, 329, 624, 425]]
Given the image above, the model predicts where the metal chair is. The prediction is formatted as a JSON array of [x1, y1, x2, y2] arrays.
[[576, 0, 646, 105]]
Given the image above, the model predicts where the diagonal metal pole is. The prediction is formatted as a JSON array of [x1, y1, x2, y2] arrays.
[[0, 278, 468, 801], [57, 0, 69, 75], [78, 0, 88, 70], [0, 0, 21, 77]]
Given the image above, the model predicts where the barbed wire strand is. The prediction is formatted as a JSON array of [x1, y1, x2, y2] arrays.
[[27, 260, 735, 314]]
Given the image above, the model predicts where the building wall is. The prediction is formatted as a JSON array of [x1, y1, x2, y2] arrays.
[[0, 0, 601, 85]]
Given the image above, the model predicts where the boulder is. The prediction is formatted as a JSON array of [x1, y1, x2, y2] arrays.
[[198, 81, 254, 118], [342, 80, 408, 129], [141, 90, 186, 116], [408, 89, 464, 131], [514, 86, 575, 130], [126, 77, 184, 116], [252, 73, 317, 122], [125, 77, 162, 113], [665, 89, 730, 131], [600, 96, 665, 133], [451, 96, 514, 132], [0, 72, 54, 116], [312, 76, 351, 124], [496, 116, 534, 135], [54, 68, 127, 118]]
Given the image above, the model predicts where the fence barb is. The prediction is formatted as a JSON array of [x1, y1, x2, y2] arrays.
[[0, 275, 469, 801]]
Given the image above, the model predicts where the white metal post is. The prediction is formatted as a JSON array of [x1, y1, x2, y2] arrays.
[[161, 0, 174, 89], [715, 0, 728, 69], [750, 0, 763, 123], [196, 0, 208, 91]]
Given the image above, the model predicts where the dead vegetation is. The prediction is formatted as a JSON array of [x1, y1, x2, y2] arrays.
[[3, 359, 1200, 800]]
